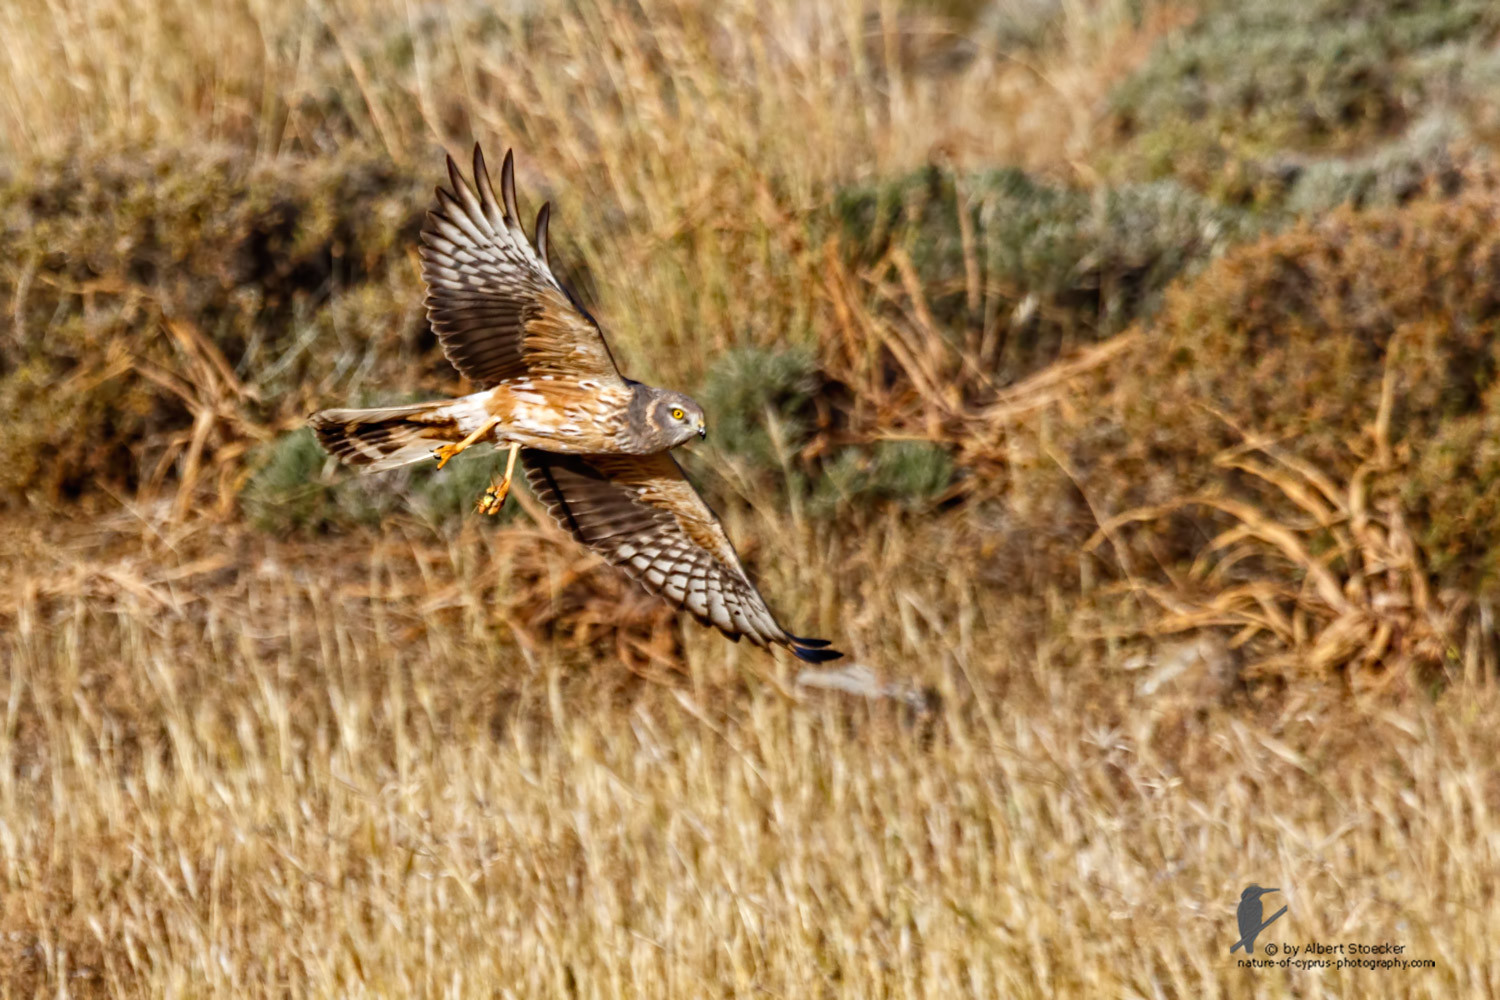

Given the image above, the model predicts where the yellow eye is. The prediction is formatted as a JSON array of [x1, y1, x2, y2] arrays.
[[670, 408, 685, 420]]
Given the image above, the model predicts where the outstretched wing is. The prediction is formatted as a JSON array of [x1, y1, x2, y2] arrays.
[[522, 450, 842, 662], [418, 144, 621, 386]]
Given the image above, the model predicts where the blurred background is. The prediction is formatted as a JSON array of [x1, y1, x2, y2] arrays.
[[2, 0, 1499, 995]]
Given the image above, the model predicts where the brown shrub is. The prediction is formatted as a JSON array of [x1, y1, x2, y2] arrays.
[[1101, 194, 1500, 543], [0, 147, 437, 510], [1045, 192, 1500, 680]]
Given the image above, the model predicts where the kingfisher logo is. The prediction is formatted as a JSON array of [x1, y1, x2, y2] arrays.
[[1230, 886, 1437, 971], [1230, 885, 1287, 954]]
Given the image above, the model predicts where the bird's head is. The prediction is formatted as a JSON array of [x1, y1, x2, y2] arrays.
[[633, 387, 707, 450], [1241, 885, 1279, 900]]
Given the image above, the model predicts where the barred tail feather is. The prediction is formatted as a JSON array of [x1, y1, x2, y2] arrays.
[[309, 402, 461, 473]]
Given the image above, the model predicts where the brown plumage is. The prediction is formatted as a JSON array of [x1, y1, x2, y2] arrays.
[[309, 401, 461, 472], [421, 147, 622, 386], [309, 144, 841, 662], [524, 450, 837, 660]]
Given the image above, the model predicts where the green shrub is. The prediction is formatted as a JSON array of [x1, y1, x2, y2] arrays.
[[242, 427, 517, 535], [813, 440, 955, 515], [1107, 0, 1500, 198], [698, 345, 822, 472], [1283, 113, 1479, 215], [692, 345, 956, 516], [832, 165, 1251, 383], [242, 428, 392, 534], [408, 448, 519, 527]]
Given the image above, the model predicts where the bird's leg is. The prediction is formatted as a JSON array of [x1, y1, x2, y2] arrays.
[[433, 418, 500, 470], [477, 443, 521, 516]]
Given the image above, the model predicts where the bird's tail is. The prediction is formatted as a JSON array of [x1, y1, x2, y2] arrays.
[[309, 401, 463, 473]]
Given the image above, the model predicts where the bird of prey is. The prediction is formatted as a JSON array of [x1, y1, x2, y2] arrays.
[[309, 144, 841, 662]]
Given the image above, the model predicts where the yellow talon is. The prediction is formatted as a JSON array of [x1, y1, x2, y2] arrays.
[[433, 417, 502, 470], [476, 443, 521, 516], [476, 481, 509, 515]]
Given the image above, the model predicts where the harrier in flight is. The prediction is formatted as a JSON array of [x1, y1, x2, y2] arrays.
[[310, 145, 841, 662]]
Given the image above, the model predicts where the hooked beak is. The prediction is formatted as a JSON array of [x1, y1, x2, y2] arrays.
[[697, 424, 707, 440]]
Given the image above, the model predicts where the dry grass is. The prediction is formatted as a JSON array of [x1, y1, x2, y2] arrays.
[[1089, 429, 1483, 687], [3, 0, 1500, 996], [2, 516, 1498, 997]]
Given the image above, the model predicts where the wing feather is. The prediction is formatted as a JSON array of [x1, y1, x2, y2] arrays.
[[522, 450, 842, 661], [419, 144, 622, 386], [473, 146, 508, 233]]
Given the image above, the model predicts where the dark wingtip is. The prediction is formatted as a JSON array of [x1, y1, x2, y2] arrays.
[[501, 149, 519, 222], [534, 202, 550, 261], [792, 644, 844, 663], [790, 634, 833, 648]]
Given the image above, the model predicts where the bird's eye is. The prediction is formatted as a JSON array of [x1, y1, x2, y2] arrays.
[[670, 407, 685, 420]]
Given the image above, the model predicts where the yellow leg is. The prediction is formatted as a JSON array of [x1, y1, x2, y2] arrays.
[[477, 443, 520, 515], [433, 417, 500, 469]]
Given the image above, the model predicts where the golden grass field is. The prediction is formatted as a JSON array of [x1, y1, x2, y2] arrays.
[[3, 0, 1500, 996]]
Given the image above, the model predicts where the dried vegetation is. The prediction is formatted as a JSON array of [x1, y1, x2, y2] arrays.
[[1, 0, 1499, 994]]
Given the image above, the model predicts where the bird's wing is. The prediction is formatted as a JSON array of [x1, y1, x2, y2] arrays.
[[522, 449, 842, 661], [418, 144, 622, 386]]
